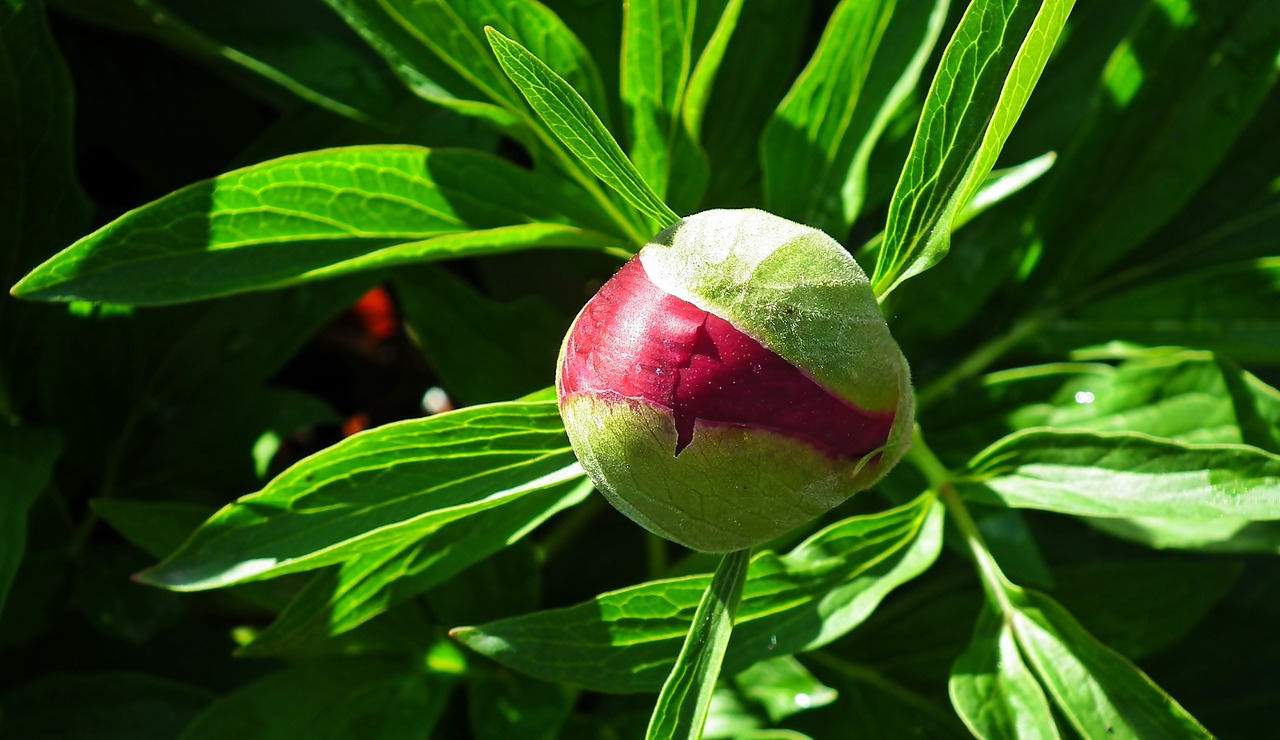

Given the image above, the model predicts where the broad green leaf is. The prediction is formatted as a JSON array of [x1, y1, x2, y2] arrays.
[[468, 667, 576, 740], [53, 0, 424, 127], [646, 547, 750, 740], [395, 264, 568, 405], [0, 671, 212, 740], [486, 27, 680, 229], [1007, 588, 1212, 738], [1004, 351, 1280, 450], [0, 424, 60, 615], [1086, 516, 1280, 555], [178, 657, 453, 740], [1038, 258, 1280, 365], [964, 429, 1280, 521], [72, 542, 184, 644], [239, 479, 590, 657], [11, 146, 624, 305], [949, 606, 1059, 740], [1028, 0, 1280, 297], [452, 493, 943, 693], [136, 401, 579, 591], [872, 0, 1075, 298], [762, 0, 948, 239]]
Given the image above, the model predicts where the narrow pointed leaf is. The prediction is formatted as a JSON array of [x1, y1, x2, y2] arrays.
[[239, 479, 590, 657], [646, 548, 751, 740], [763, 0, 948, 238], [486, 27, 680, 228], [873, 0, 1075, 298], [452, 493, 943, 693], [949, 606, 1059, 739], [1008, 588, 1212, 738], [136, 401, 579, 591], [11, 146, 623, 305], [964, 429, 1280, 520]]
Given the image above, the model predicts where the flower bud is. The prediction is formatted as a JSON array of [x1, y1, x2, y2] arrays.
[[557, 209, 913, 552]]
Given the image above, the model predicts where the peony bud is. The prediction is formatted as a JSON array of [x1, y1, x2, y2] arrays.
[[557, 209, 913, 552]]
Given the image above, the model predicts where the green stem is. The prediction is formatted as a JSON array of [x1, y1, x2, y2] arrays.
[[646, 547, 751, 740], [906, 427, 1014, 614], [916, 312, 1051, 410]]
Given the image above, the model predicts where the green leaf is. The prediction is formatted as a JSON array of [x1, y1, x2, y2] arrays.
[[486, 26, 680, 228], [646, 547, 750, 740], [1007, 588, 1212, 738], [1028, 0, 1280, 297], [332, 0, 606, 125], [762, 0, 948, 238], [239, 479, 590, 657], [395, 264, 568, 405], [12, 145, 624, 305], [681, 0, 744, 145], [1086, 516, 1280, 555], [1038, 258, 1280, 365], [949, 606, 1059, 740], [872, 0, 1075, 298], [452, 492, 943, 693], [1004, 351, 1280, 449], [964, 429, 1280, 521], [0, 424, 60, 616], [0, 671, 212, 740], [136, 400, 580, 591], [178, 657, 453, 740]]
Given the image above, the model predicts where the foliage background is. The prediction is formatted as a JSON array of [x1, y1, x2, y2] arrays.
[[2, 0, 1279, 737]]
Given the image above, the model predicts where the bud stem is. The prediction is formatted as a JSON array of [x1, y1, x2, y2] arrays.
[[907, 426, 1015, 615]]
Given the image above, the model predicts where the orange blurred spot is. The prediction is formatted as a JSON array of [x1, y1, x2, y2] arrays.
[[351, 287, 398, 341], [342, 412, 371, 438]]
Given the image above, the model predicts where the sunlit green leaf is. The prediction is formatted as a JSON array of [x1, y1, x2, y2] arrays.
[[762, 0, 948, 238], [1007, 588, 1212, 738], [950, 606, 1059, 739], [239, 479, 590, 657], [137, 401, 579, 590], [486, 27, 679, 229], [873, 0, 1074, 298], [12, 146, 624, 305], [964, 429, 1280, 521], [453, 493, 943, 693]]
